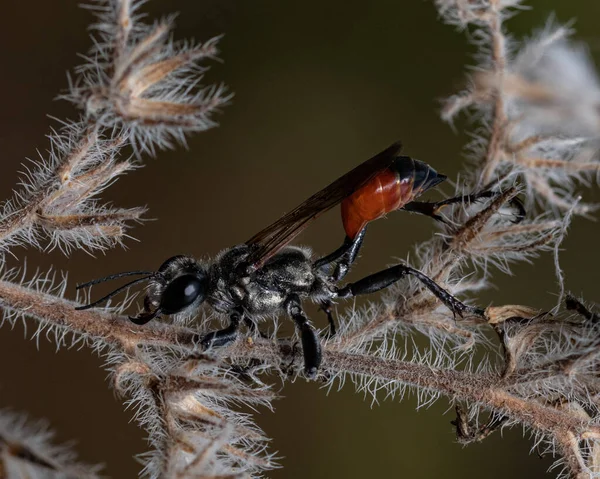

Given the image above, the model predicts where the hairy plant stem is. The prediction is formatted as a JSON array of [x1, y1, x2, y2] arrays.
[[0, 280, 199, 353], [480, 0, 507, 185], [2, 278, 598, 448]]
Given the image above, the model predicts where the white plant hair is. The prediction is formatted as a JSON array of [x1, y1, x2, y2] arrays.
[[0, 408, 102, 478], [0, 0, 599, 478]]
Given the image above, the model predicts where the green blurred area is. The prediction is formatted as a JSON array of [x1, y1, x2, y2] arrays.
[[0, 0, 598, 477]]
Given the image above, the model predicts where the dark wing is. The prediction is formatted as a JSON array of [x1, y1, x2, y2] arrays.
[[245, 141, 403, 270]]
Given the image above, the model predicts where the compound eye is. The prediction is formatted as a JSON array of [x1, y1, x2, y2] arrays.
[[160, 274, 205, 315]]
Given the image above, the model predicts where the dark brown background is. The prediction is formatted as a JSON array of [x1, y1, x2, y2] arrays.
[[0, 1, 598, 477]]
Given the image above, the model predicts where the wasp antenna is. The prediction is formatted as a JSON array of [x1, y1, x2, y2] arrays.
[[76, 270, 154, 290], [75, 275, 153, 311], [129, 309, 160, 325]]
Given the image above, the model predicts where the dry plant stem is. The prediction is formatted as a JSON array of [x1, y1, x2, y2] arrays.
[[0, 126, 101, 243], [0, 124, 140, 253], [237, 338, 600, 443], [115, 0, 132, 61], [3, 277, 598, 449], [0, 280, 199, 353], [0, 433, 56, 472], [320, 350, 598, 439], [0, 408, 102, 477], [480, 0, 507, 184], [556, 430, 588, 479]]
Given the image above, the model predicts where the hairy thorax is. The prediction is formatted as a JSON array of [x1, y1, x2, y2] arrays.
[[207, 245, 333, 316]]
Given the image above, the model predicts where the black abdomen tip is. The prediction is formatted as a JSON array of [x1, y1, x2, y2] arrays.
[[393, 156, 447, 192]]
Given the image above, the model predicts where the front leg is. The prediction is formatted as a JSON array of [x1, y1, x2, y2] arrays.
[[285, 294, 322, 379], [201, 307, 244, 349]]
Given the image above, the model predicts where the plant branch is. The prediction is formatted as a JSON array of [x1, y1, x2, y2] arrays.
[[3, 276, 598, 455]]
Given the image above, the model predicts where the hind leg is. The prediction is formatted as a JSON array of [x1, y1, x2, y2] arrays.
[[313, 229, 367, 334], [314, 228, 366, 281], [403, 191, 525, 224], [337, 264, 483, 318]]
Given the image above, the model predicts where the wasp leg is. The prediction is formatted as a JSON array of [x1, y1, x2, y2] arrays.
[[201, 308, 244, 349], [402, 201, 449, 225], [319, 300, 336, 338], [313, 229, 366, 331], [314, 227, 366, 281], [403, 191, 526, 224], [129, 309, 160, 325], [285, 295, 322, 378], [129, 295, 160, 325], [313, 235, 355, 268], [337, 265, 484, 318]]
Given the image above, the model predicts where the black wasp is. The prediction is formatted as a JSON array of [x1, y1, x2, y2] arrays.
[[77, 142, 522, 378]]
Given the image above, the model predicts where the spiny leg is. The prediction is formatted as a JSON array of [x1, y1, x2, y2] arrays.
[[337, 264, 484, 318], [285, 294, 322, 378], [403, 190, 525, 225], [201, 308, 244, 349]]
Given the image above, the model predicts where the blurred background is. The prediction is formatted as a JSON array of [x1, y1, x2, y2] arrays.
[[0, 0, 599, 477]]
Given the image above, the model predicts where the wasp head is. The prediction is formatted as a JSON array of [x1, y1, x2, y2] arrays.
[[76, 255, 209, 325], [135, 255, 209, 324]]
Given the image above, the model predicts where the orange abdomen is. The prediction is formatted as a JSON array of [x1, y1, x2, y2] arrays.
[[340, 156, 446, 239], [341, 168, 413, 239]]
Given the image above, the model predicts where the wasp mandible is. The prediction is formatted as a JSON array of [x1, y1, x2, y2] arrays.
[[77, 142, 523, 377]]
